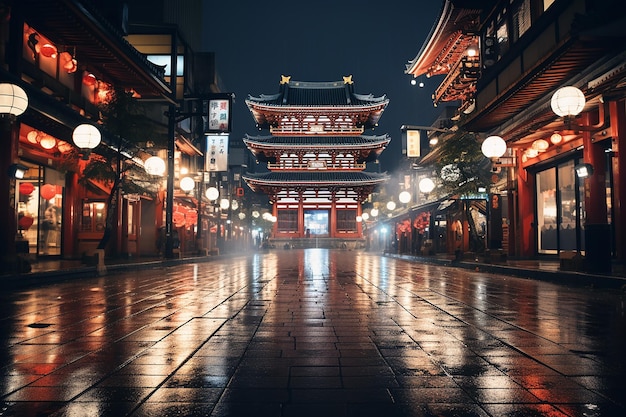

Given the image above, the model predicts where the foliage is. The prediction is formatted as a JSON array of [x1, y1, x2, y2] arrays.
[[428, 131, 491, 197]]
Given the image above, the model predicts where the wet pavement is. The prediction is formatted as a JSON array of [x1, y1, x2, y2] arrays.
[[1, 249, 625, 416]]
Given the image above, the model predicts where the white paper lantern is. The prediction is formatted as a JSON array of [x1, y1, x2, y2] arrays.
[[0, 83, 28, 117], [551, 86, 585, 117], [179, 176, 195, 192], [144, 156, 166, 176], [72, 124, 101, 149], [481, 135, 507, 159], [399, 191, 411, 204], [418, 178, 435, 194], [205, 187, 219, 201]]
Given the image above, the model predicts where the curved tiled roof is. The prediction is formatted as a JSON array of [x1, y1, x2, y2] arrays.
[[243, 134, 390, 148], [247, 78, 387, 107], [243, 171, 388, 186]]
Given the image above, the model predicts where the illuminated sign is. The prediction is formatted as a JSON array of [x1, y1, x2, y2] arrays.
[[205, 134, 229, 172], [208, 98, 231, 133]]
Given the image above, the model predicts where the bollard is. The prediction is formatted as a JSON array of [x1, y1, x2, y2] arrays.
[[94, 249, 107, 275]]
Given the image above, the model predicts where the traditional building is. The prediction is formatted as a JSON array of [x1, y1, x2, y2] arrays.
[[406, 0, 626, 273], [243, 76, 389, 248]]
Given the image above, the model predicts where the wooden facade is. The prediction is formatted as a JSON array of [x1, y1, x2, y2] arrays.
[[243, 76, 389, 246]]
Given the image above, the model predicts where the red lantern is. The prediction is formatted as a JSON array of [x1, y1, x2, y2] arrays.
[[18, 215, 34, 230], [40, 184, 57, 200], [19, 182, 35, 195], [40, 43, 57, 58], [82, 73, 97, 87]]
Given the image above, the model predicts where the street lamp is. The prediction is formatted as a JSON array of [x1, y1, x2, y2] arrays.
[[144, 156, 166, 176], [398, 191, 411, 205], [481, 135, 507, 160]]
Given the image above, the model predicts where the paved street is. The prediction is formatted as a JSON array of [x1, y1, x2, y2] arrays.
[[1, 249, 625, 417]]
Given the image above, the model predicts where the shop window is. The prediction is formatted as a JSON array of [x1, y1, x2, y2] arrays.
[[81, 201, 107, 232]]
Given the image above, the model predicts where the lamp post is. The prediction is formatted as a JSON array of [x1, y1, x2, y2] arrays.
[[205, 186, 219, 254]]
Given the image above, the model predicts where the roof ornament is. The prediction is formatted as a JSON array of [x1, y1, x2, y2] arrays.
[[280, 75, 291, 85], [343, 75, 353, 85]]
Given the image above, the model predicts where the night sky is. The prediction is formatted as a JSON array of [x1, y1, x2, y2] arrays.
[[202, 0, 442, 173]]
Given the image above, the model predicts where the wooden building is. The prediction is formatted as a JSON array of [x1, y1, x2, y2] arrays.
[[243, 76, 389, 248]]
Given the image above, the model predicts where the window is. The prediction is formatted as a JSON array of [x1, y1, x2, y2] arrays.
[[512, 0, 531, 42], [277, 209, 298, 232], [81, 201, 107, 232], [337, 209, 357, 232]]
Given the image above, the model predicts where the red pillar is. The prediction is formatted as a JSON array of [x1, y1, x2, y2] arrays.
[[610, 99, 626, 262], [516, 149, 536, 257], [582, 112, 611, 272]]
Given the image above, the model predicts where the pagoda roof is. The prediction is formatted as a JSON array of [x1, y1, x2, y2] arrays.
[[246, 76, 389, 131], [243, 134, 390, 149], [243, 171, 387, 187], [247, 75, 387, 106]]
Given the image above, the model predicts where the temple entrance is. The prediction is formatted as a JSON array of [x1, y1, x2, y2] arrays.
[[304, 210, 329, 237]]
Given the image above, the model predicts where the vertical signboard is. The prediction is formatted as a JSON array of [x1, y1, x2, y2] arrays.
[[208, 97, 232, 133], [406, 129, 422, 158], [205, 134, 229, 172]]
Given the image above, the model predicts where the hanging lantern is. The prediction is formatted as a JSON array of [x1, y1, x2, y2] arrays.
[[220, 198, 230, 210], [481, 135, 507, 159], [40, 184, 57, 200], [531, 139, 549, 152], [19, 182, 35, 195], [82, 73, 97, 87], [59, 52, 77, 73], [550, 133, 563, 145], [386, 201, 396, 211], [418, 178, 435, 194], [39, 135, 56, 150], [0, 83, 28, 117], [205, 187, 219, 201], [72, 124, 101, 149], [18, 215, 34, 230], [398, 191, 411, 204], [27, 130, 39, 143], [144, 156, 166, 176], [40, 43, 57, 58], [56, 140, 73, 153], [179, 176, 195, 193], [551, 86, 585, 117]]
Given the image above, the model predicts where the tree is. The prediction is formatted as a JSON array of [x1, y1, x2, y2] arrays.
[[78, 89, 164, 251]]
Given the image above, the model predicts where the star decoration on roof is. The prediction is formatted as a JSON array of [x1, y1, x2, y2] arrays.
[[280, 75, 291, 85], [343, 75, 353, 84]]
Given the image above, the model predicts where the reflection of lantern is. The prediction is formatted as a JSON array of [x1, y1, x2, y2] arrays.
[[19, 182, 35, 195], [40, 184, 56, 200]]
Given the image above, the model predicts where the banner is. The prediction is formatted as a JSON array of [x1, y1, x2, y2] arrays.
[[205, 134, 229, 172]]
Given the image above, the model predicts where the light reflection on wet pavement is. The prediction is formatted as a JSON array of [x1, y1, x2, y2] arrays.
[[1, 249, 625, 416]]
